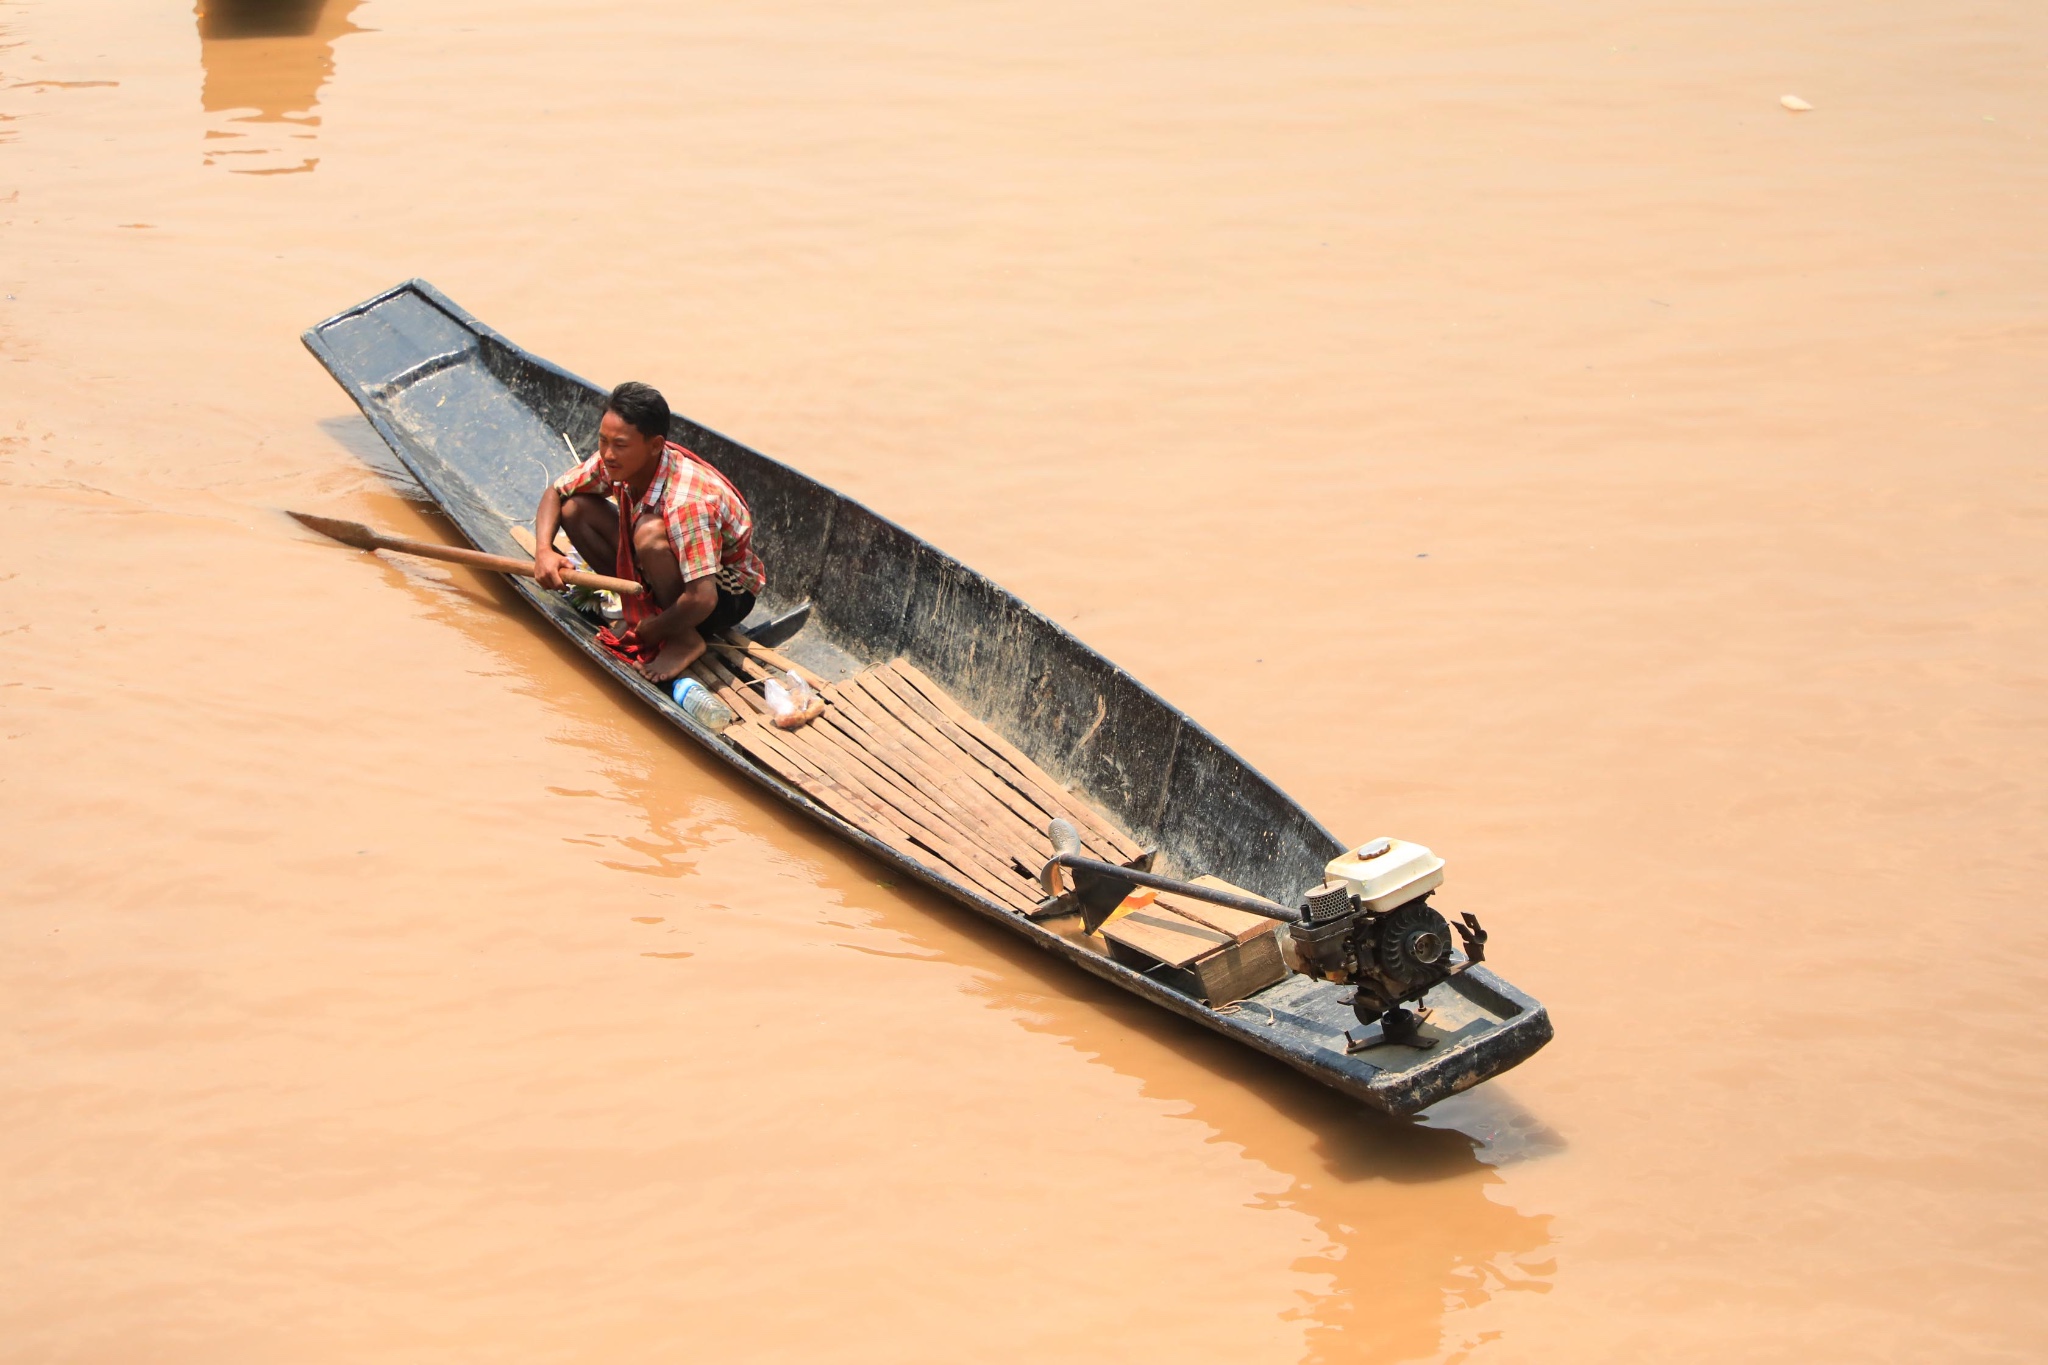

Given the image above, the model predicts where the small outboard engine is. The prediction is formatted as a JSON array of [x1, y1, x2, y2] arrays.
[[1288, 838, 1487, 1050], [1034, 823, 1490, 1052]]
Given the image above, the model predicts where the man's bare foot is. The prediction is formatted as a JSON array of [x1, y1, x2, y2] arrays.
[[642, 635, 705, 683]]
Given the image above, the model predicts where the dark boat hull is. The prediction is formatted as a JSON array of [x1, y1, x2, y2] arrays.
[[303, 280, 1552, 1116]]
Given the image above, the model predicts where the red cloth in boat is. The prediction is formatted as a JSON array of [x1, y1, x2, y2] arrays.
[[594, 484, 658, 666]]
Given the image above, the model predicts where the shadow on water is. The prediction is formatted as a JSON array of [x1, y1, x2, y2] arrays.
[[195, 0, 362, 176], [330, 426, 1562, 1363], [319, 414, 425, 493]]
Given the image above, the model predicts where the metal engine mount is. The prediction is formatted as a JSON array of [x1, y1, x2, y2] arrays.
[[1290, 839, 1487, 1051]]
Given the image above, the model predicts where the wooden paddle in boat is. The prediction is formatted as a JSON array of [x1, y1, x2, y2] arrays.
[[288, 510, 643, 595]]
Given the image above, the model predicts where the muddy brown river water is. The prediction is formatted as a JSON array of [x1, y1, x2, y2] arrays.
[[4, 1, 2046, 1360]]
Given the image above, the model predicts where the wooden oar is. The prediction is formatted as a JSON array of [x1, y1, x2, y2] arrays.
[[288, 510, 644, 595]]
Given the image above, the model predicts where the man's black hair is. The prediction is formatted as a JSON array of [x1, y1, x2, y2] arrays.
[[606, 381, 671, 441]]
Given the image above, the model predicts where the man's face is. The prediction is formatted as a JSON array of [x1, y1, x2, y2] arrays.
[[597, 410, 661, 486]]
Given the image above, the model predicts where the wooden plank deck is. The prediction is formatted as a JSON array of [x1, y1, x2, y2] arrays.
[[700, 646, 1145, 912], [507, 553, 1286, 1003], [710, 643, 1285, 1009]]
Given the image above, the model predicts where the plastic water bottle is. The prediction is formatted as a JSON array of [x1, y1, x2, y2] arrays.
[[670, 677, 736, 733]]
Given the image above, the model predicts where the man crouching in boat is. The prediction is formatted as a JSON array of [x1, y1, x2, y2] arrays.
[[531, 381, 766, 683]]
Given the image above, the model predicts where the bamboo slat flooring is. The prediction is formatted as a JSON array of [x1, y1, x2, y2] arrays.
[[694, 647, 1145, 913]]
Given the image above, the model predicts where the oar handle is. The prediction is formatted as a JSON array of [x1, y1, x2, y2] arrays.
[[557, 567, 645, 595], [368, 531, 644, 596]]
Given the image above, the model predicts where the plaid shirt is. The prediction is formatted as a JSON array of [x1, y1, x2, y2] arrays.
[[554, 440, 767, 596]]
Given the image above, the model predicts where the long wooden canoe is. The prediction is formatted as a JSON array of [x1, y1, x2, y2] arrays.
[[303, 280, 1552, 1116]]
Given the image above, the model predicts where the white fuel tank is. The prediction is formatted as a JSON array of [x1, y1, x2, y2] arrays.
[[1325, 838, 1444, 913]]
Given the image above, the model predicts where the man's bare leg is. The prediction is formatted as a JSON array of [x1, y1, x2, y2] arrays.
[[627, 514, 716, 682], [556, 493, 623, 575]]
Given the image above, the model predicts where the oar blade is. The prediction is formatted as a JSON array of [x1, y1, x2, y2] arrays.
[[288, 509, 384, 551]]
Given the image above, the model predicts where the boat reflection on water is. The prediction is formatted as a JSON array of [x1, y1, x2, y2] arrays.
[[195, 0, 360, 175], [952, 934, 1560, 1363]]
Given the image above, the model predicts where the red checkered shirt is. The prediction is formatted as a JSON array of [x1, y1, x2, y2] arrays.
[[554, 440, 767, 596]]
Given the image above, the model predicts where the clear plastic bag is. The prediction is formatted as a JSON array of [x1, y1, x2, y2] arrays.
[[761, 670, 818, 726]]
